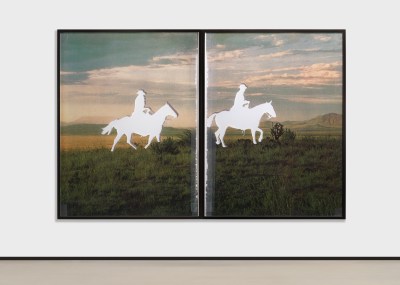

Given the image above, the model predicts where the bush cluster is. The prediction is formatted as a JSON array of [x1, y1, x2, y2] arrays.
[[282, 128, 296, 144], [178, 130, 192, 147], [269, 123, 296, 145], [271, 122, 284, 141], [150, 137, 180, 155]]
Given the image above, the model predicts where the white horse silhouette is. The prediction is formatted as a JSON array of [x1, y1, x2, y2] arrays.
[[207, 101, 276, 147], [102, 103, 178, 151]]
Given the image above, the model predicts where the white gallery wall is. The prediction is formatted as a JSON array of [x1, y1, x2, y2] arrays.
[[0, 0, 399, 256]]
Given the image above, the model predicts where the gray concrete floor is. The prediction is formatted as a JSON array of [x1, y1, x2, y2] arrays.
[[0, 260, 399, 284]]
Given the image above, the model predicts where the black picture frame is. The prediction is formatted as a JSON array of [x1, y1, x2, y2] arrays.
[[57, 29, 345, 219]]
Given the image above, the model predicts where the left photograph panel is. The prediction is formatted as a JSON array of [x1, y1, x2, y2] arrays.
[[58, 31, 199, 218]]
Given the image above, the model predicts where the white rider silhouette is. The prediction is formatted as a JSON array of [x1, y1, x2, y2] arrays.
[[207, 84, 276, 147], [231, 83, 250, 135], [131, 89, 151, 118], [231, 83, 250, 111], [102, 89, 178, 151]]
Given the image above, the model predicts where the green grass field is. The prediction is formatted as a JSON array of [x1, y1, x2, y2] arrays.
[[59, 134, 196, 217], [59, 121, 343, 217], [208, 136, 343, 217]]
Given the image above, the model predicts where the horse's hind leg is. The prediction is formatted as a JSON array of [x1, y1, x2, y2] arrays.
[[144, 136, 154, 149], [126, 133, 137, 150], [256, 128, 263, 142], [111, 132, 123, 152], [219, 127, 228, 148], [215, 129, 221, 145]]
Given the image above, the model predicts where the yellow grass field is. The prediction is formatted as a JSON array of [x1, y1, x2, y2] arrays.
[[60, 135, 158, 151]]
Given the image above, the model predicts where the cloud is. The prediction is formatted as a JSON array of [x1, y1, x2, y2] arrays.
[[259, 50, 293, 59], [207, 49, 245, 62], [62, 51, 198, 87], [314, 35, 332, 42], [275, 39, 284, 46], [254, 35, 269, 40], [244, 61, 342, 87], [254, 34, 284, 46], [60, 51, 198, 113], [208, 61, 342, 88], [60, 70, 90, 85], [151, 52, 196, 65], [60, 71, 77, 75]]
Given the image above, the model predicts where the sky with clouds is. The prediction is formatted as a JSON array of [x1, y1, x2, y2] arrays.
[[60, 32, 343, 127], [60, 32, 198, 127], [206, 33, 343, 121]]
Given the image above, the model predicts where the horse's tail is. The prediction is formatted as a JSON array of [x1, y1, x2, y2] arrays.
[[206, 113, 217, 127], [101, 120, 116, 135]]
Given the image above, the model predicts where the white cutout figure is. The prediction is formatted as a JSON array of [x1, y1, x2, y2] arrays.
[[231, 83, 250, 136], [131, 89, 151, 117], [102, 93, 178, 151], [231, 83, 250, 111], [207, 85, 276, 147]]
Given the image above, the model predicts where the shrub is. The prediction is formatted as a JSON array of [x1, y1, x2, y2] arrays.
[[282, 128, 296, 144], [262, 136, 280, 149], [271, 122, 284, 141], [150, 137, 180, 155], [178, 130, 192, 147], [236, 139, 253, 146]]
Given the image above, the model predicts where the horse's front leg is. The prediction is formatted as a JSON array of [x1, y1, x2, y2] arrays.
[[256, 128, 263, 142], [144, 135, 154, 149], [126, 133, 137, 150], [251, 129, 257, 144], [156, 133, 161, 142]]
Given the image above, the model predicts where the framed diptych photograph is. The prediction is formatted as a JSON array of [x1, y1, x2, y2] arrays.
[[57, 30, 345, 219]]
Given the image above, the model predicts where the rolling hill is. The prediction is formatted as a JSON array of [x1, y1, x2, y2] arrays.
[[280, 113, 342, 135]]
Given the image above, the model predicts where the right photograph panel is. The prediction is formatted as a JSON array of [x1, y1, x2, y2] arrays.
[[205, 32, 344, 217]]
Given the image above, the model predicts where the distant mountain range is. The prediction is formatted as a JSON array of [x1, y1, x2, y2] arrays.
[[61, 116, 118, 126], [279, 113, 342, 135], [282, 113, 342, 127], [61, 113, 342, 136], [304, 113, 342, 126]]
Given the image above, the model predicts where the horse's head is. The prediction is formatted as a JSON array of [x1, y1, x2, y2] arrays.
[[264, 100, 276, 119], [165, 102, 178, 118]]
